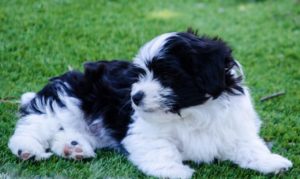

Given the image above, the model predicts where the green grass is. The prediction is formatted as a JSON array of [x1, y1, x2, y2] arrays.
[[0, 0, 299, 178]]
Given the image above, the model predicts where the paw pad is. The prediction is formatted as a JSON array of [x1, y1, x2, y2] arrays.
[[71, 141, 78, 146], [63, 144, 85, 160], [17, 149, 33, 160]]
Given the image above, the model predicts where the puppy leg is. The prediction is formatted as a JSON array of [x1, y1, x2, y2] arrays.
[[225, 89, 292, 173], [123, 136, 194, 179], [8, 92, 57, 160], [8, 114, 56, 160], [51, 129, 96, 160], [8, 135, 53, 161], [229, 137, 292, 174]]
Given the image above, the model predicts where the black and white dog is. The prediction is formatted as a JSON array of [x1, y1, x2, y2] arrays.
[[9, 30, 292, 178], [8, 60, 143, 160], [121, 30, 292, 178]]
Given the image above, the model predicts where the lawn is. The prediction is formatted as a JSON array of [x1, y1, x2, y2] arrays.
[[0, 0, 299, 178]]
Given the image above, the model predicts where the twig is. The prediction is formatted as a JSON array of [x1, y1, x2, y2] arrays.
[[1, 96, 18, 100], [260, 91, 285, 102], [0, 99, 20, 104], [0, 96, 19, 104]]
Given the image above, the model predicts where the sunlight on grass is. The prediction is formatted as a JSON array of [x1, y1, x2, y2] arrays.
[[147, 9, 181, 19], [238, 4, 252, 12], [238, 5, 247, 11]]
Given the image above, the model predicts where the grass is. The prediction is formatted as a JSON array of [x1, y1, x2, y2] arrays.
[[0, 0, 299, 178]]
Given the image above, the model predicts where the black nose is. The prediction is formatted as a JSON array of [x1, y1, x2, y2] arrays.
[[132, 91, 145, 106]]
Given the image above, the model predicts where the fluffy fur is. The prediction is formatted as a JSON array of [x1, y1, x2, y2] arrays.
[[8, 60, 142, 160], [121, 30, 292, 178], [8, 30, 292, 178]]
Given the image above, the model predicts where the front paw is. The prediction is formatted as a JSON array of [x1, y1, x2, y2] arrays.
[[167, 165, 195, 179], [264, 154, 292, 174], [142, 163, 194, 179], [8, 135, 52, 161], [248, 154, 292, 174]]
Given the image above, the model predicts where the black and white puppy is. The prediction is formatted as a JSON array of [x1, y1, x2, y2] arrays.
[[8, 60, 142, 160], [8, 30, 292, 178], [121, 30, 292, 178]]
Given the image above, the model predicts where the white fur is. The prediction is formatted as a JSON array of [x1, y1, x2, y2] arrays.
[[122, 88, 292, 178], [20, 92, 36, 105], [89, 119, 119, 149], [122, 33, 292, 178], [8, 91, 97, 160], [51, 129, 96, 159], [134, 32, 176, 69], [131, 72, 174, 113]]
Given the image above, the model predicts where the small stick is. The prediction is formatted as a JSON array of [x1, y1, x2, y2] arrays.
[[0, 99, 20, 104], [0, 96, 19, 104], [260, 91, 285, 102], [1, 96, 18, 100]]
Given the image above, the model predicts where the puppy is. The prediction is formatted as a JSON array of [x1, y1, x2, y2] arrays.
[[122, 30, 292, 178], [8, 60, 143, 160]]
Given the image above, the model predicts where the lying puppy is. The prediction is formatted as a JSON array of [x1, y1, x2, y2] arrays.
[[9, 30, 292, 178], [122, 29, 292, 178], [8, 60, 143, 160]]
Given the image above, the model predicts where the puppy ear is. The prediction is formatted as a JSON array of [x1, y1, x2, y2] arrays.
[[83, 61, 106, 80], [224, 58, 244, 95], [191, 37, 240, 98]]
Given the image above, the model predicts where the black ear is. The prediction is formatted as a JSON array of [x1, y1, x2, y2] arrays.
[[84, 61, 106, 80], [191, 37, 233, 98]]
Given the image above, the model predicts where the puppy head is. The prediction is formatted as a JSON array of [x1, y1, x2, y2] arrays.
[[131, 29, 243, 119]]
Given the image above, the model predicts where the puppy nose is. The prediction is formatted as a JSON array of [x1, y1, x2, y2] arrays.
[[132, 91, 145, 106]]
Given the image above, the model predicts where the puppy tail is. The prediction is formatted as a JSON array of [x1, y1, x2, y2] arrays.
[[20, 92, 36, 106]]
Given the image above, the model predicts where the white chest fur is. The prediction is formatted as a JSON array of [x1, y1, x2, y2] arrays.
[[122, 90, 292, 178], [130, 93, 258, 163]]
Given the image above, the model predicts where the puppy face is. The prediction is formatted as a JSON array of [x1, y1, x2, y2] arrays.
[[131, 30, 243, 118]]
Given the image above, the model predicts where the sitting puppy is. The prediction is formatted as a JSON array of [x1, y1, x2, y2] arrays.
[[8, 60, 143, 160], [121, 29, 293, 178]]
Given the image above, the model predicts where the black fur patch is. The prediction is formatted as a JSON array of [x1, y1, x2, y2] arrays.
[[20, 60, 144, 142], [146, 30, 243, 112]]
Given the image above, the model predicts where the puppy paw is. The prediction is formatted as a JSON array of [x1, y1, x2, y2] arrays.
[[264, 154, 292, 174], [149, 164, 194, 179], [169, 165, 194, 179], [247, 154, 292, 174], [51, 131, 95, 160], [61, 141, 95, 160], [17, 150, 53, 161], [8, 135, 52, 161]]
